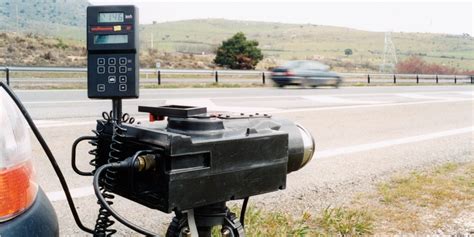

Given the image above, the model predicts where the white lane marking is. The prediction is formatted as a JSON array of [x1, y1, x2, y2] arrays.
[[21, 90, 473, 105], [395, 93, 457, 100], [46, 186, 94, 202], [32, 98, 474, 128], [35, 120, 97, 128], [270, 98, 474, 114], [45, 126, 474, 202], [165, 98, 281, 113], [166, 98, 216, 107], [457, 91, 474, 96], [302, 95, 386, 104], [34, 117, 150, 128], [316, 126, 474, 159]]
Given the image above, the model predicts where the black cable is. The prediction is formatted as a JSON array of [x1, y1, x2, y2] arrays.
[[0, 82, 94, 234], [71, 136, 96, 176], [93, 161, 159, 236], [240, 197, 249, 227]]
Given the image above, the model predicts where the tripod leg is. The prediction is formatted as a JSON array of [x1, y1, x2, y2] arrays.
[[186, 209, 199, 237], [222, 211, 245, 237]]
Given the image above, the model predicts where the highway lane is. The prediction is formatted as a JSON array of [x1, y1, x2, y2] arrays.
[[17, 85, 474, 235], [16, 85, 473, 120]]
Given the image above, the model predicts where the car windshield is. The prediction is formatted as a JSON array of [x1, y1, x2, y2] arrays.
[[302, 61, 330, 71], [283, 61, 329, 71], [283, 61, 305, 69]]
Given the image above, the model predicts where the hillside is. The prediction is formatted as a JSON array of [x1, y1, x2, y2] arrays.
[[0, 0, 88, 35], [1, 13, 473, 71], [141, 19, 474, 71], [0, 32, 218, 69]]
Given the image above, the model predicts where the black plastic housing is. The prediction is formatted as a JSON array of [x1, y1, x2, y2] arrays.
[[95, 106, 306, 213]]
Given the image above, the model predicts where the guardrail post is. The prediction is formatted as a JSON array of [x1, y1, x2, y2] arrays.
[[454, 75, 457, 84], [367, 74, 370, 84], [436, 74, 438, 84], [262, 72, 266, 85], [157, 70, 161, 85], [393, 74, 396, 84], [5, 67, 10, 86], [416, 74, 419, 84], [215, 71, 218, 83]]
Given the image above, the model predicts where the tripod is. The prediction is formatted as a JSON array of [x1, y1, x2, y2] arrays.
[[166, 202, 245, 237]]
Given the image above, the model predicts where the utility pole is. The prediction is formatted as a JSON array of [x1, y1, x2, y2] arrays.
[[380, 32, 398, 73]]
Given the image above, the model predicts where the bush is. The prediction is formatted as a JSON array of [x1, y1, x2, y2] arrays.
[[344, 48, 353, 56], [214, 32, 263, 69], [396, 56, 458, 74]]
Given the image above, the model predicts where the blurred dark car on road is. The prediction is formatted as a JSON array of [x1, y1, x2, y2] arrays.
[[271, 60, 342, 88]]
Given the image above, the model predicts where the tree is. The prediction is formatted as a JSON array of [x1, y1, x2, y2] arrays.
[[214, 32, 263, 69], [344, 48, 353, 56]]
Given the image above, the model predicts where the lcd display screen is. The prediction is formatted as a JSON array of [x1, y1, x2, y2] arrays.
[[98, 12, 124, 23], [94, 34, 128, 44]]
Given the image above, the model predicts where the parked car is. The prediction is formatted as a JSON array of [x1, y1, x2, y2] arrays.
[[0, 90, 59, 237], [271, 60, 342, 88]]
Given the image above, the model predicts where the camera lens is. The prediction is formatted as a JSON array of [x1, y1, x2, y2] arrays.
[[277, 119, 315, 173], [296, 123, 315, 169]]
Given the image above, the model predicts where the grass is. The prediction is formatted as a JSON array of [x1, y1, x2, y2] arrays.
[[210, 205, 373, 236], [368, 162, 474, 233], [206, 162, 474, 236]]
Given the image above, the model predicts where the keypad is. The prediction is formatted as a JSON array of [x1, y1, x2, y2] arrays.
[[96, 56, 132, 93]]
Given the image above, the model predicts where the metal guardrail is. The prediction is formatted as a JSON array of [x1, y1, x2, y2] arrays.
[[1, 66, 473, 86]]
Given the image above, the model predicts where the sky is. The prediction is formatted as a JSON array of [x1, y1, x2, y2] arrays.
[[88, 0, 473, 35]]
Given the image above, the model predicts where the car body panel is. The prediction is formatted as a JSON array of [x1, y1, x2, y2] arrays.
[[0, 188, 59, 237], [271, 60, 342, 87]]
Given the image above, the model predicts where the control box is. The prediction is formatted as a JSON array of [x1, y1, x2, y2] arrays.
[[87, 5, 139, 99]]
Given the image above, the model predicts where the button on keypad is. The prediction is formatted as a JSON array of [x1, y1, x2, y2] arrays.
[[119, 57, 127, 65], [108, 58, 116, 65], [119, 66, 127, 74], [119, 75, 127, 83], [97, 66, 105, 74], [119, 84, 127, 91], [97, 58, 105, 65], [108, 66, 116, 74], [97, 84, 105, 92], [108, 76, 116, 83]]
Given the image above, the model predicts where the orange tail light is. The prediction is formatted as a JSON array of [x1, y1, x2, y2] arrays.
[[0, 160, 37, 221], [1, 89, 38, 222]]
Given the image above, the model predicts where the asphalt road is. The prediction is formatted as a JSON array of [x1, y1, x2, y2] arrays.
[[14, 85, 474, 235]]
